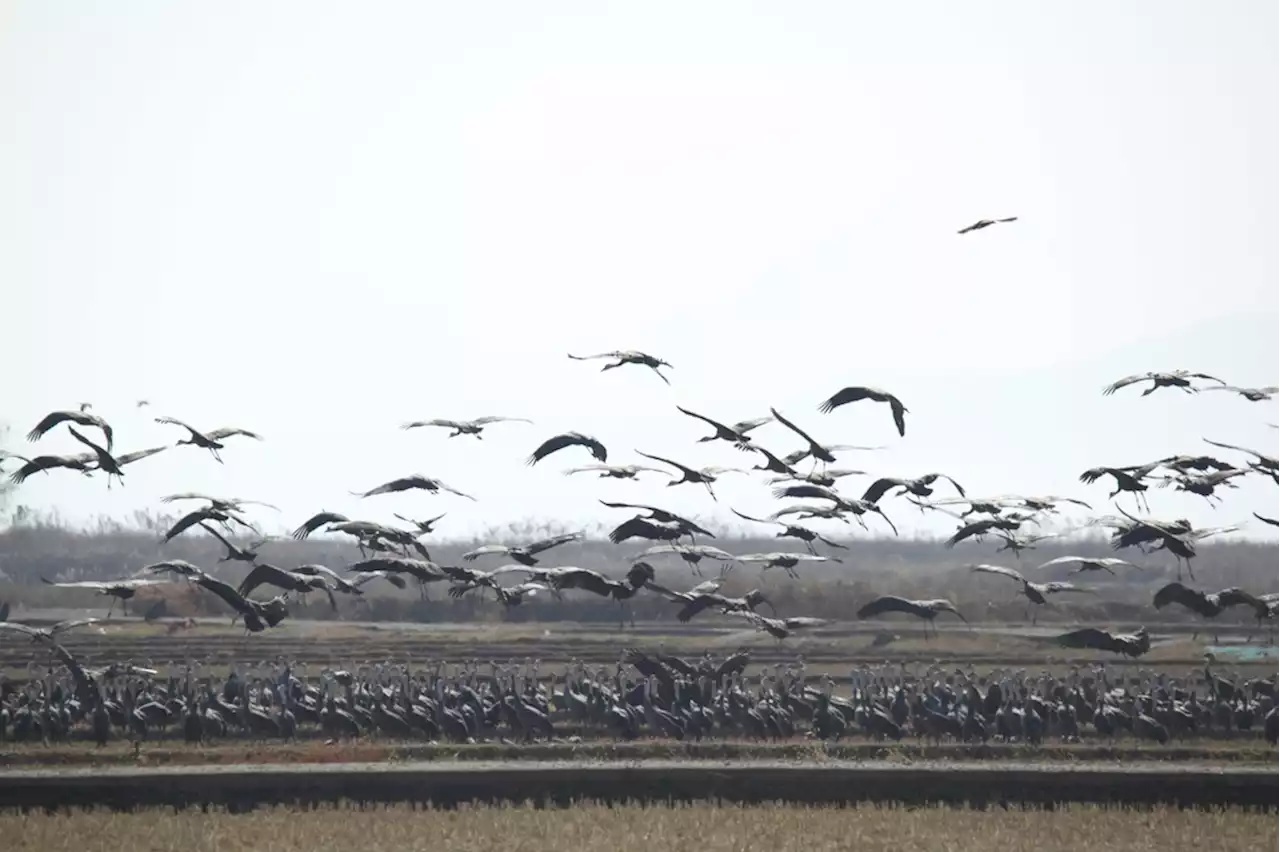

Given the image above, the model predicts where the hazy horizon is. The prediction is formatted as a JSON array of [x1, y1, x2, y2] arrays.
[[3, 2, 1276, 543]]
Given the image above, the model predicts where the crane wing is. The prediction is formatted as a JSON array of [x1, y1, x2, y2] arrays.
[[856, 595, 914, 619], [205, 427, 263, 441], [968, 563, 1026, 583]]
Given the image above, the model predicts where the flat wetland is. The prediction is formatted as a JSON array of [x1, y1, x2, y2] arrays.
[[3, 615, 1272, 674], [4, 802, 1275, 852]]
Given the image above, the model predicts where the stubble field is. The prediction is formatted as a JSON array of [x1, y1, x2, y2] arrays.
[[4, 801, 1275, 852]]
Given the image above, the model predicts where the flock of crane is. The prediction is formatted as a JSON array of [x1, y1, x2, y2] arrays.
[[2, 358, 1276, 650], [1, 646, 1276, 747], [0, 210, 1277, 748]]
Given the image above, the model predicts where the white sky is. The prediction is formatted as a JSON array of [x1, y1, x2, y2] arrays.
[[2, 1, 1277, 542]]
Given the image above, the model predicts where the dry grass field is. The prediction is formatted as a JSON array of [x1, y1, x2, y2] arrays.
[[4, 801, 1274, 852]]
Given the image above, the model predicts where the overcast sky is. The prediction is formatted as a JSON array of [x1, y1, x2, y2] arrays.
[[2, 1, 1276, 543]]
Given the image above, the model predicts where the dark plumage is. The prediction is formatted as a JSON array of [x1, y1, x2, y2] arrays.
[[6, 453, 95, 485], [599, 501, 715, 539], [730, 508, 848, 555], [462, 532, 584, 566], [675, 406, 758, 449], [67, 427, 124, 487], [817, 387, 909, 437], [154, 416, 263, 463], [1055, 627, 1150, 658], [770, 407, 841, 465], [567, 350, 672, 384], [943, 516, 1023, 548], [354, 475, 475, 501], [528, 432, 608, 465], [957, 216, 1017, 235], [860, 473, 964, 505], [291, 512, 351, 541], [856, 596, 966, 635], [27, 408, 114, 450], [608, 516, 686, 545], [238, 563, 337, 612], [1102, 371, 1225, 397], [39, 578, 168, 617], [1153, 582, 1268, 621]]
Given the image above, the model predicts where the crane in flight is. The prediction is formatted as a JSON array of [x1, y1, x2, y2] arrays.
[[39, 578, 170, 618], [957, 216, 1017, 235], [567, 350, 672, 385], [1102, 371, 1226, 397], [967, 564, 1095, 624], [1055, 627, 1151, 658], [154, 417, 263, 463], [528, 432, 608, 465], [402, 416, 533, 439], [27, 406, 114, 450], [856, 596, 967, 638], [817, 386, 909, 437]]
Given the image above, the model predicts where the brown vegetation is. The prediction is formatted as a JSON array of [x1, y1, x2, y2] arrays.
[[4, 801, 1274, 852]]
